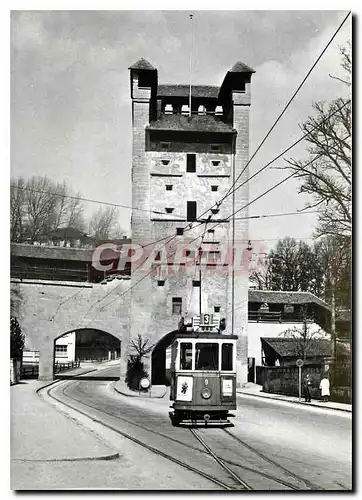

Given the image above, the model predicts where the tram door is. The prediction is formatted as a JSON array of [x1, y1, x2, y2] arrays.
[[247, 357, 255, 383]]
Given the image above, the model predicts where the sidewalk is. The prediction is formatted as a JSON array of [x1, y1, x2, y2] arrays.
[[10, 380, 119, 463], [237, 383, 352, 413]]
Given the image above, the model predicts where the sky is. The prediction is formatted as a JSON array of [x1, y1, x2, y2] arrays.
[[10, 9, 351, 251]]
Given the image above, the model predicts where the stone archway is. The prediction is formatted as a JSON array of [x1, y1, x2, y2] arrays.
[[151, 330, 178, 385], [54, 328, 121, 365]]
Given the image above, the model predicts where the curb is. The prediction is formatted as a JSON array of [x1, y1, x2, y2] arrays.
[[12, 452, 120, 463], [237, 391, 352, 413], [113, 382, 167, 399]]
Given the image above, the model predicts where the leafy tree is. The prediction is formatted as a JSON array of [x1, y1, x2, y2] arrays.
[[10, 317, 25, 360], [265, 237, 325, 295], [284, 44, 351, 238]]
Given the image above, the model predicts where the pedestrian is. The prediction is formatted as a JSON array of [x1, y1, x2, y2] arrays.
[[319, 375, 330, 402], [303, 373, 312, 402]]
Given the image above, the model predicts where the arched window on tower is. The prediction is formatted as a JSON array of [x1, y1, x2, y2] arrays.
[[181, 104, 190, 116], [164, 104, 173, 115], [198, 105, 206, 115]]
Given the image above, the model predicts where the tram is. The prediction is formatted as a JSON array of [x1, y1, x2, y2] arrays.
[[169, 312, 237, 426]]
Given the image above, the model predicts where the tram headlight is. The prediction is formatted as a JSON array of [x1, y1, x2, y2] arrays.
[[201, 387, 212, 399]]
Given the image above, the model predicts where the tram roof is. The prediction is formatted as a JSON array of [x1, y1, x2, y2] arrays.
[[174, 333, 238, 340]]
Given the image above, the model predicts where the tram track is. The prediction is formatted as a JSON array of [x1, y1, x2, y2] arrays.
[[222, 428, 319, 490], [41, 380, 323, 491]]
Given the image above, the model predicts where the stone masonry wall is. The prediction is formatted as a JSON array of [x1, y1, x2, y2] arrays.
[[11, 279, 131, 380]]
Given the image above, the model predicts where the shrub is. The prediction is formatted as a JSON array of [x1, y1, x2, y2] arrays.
[[10, 316, 25, 360], [125, 355, 148, 391]]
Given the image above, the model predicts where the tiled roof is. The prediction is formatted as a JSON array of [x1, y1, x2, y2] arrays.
[[157, 85, 219, 99], [249, 290, 330, 310], [48, 227, 90, 240], [129, 58, 156, 71], [10, 239, 131, 263], [261, 337, 349, 358], [11, 242, 93, 262], [147, 114, 235, 133], [229, 61, 256, 73]]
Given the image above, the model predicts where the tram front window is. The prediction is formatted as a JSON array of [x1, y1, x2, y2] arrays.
[[221, 343, 233, 371], [180, 342, 192, 370], [195, 343, 219, 370]]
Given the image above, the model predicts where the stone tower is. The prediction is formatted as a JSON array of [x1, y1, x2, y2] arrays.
[[127, 58, 254, 386]]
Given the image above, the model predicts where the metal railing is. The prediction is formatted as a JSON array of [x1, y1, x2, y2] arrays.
[[21, 360, 81, 378], [54, 360, 80, 373], [11, 265, 87, 282], [248, 311, 315, 323]]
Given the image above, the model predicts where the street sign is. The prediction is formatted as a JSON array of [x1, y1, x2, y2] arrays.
[[139, 377, 150, 389], [296, 359, 304, 368]]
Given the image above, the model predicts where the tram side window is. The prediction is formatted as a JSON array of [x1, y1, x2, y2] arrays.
[[180, 342, 193, 370], [195, 343, 219, 370], [221, 344, 233, 371]]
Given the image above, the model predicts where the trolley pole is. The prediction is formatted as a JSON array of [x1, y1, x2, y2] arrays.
[[198, 246, 202, 316]]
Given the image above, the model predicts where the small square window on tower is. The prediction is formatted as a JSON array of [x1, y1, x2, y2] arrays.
[[211, 185, 218, 192], [162, 159, 170, 165], [211, 144, 221, 153], [176, 228, 184, 235], [172, 297, 182, 315], [165, 207, 174, 214], [186, 153, 196, 173], [214, 305, 221, 313], [166, 184, 173, 191], [161, 142, 171, 150]]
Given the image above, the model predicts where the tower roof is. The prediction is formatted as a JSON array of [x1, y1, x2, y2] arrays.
[[129, 58, 156, 71], [147, 114, 235, 134], [229, 61, 255, 74], [157, 84, 219, 99]]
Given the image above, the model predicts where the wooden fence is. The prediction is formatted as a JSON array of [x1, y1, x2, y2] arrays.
[[256, 364, 351, 403]]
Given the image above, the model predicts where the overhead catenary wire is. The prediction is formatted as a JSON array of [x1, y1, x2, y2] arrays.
[[56, 11, 351, 318], [79, 122, 350, 316], [221, 10, 351, 201], [88, 163, 315, 316], [192, 11, 351, 224], [10, 185, 186, 220]]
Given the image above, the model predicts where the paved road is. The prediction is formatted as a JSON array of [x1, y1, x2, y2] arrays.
[[53, 378, 352, 490]]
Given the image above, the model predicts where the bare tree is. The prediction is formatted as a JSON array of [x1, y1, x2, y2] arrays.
[[10, 177, 26, 242], [320, 235, 351, 358], [280, 309, 324, 362], [284, 44, 351, 238], [129, 334, 155, 361], [10, 176, 85, 244], [24, 176, 60, 243], [249, 255, 273, 290], [88, 206, 120, 241]]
